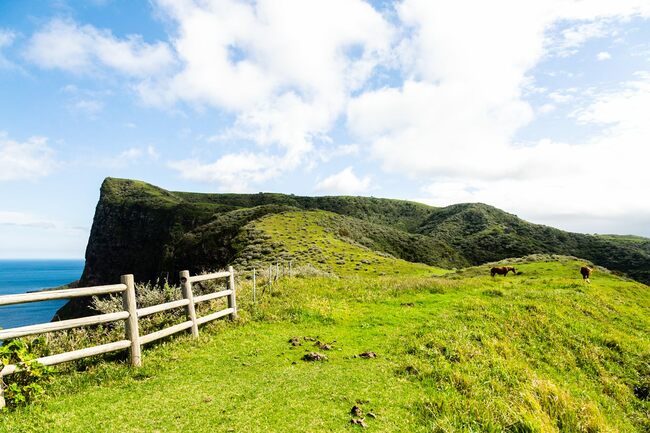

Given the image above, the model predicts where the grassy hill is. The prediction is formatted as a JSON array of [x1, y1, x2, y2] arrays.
[[78, 178, 447, 287], [418, 203, 650, 284], [78, 178, 650, 289], [3, 257, 649, 432], [232, 210, 466, 274]]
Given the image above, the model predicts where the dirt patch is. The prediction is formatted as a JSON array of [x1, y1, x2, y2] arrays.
[[315, 340, 334, 350], [288, 336, 302, 346], [302, 352, 327, 361], [358, 351, 377, 359]]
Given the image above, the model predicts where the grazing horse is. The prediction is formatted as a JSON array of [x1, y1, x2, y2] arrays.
[[580, 266, 592, 283], [491, 266, 516, 277]]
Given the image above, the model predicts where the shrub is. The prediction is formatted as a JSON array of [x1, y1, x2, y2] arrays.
[[0, 338, 53, 408]]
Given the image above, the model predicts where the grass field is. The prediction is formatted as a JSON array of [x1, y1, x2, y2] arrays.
[[1, 258, 649, 432]]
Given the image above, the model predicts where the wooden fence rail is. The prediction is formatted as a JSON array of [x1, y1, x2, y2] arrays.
[[0, 266, 237, 409]]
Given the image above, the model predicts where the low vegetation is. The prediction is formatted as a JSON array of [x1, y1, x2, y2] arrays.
[[0, 339, 52, 408], [2, 257, 649, 432]]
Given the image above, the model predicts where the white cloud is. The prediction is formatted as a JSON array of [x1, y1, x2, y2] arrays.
[[60, 84, 113, 117], [548, 89, 577, 103], [597, 51, 612, 60], [315, 167, 370, 194], [417, 71, 650, 232], [0, 28, 17, 69], [169, 153, 284, 192], [552, 21, 611, 57], [143, 0, 393, 189], [99, 145, 160, 168], [316, 144, 360, 163], [346, 0, 650, 229], [19, 0, 650, 233], [0, 211, 57, 229], [0, 133, 56, 181], [538, 103, 556, 114], [25, 18, 174, 76], [72, 98, 104, 116]]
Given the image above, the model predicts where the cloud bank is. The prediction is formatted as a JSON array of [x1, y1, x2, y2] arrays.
[[19, 0, 650, 232]]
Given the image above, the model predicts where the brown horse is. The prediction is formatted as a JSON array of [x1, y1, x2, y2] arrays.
[[580, 266, 592, 283], [491, 266, 516, 277]]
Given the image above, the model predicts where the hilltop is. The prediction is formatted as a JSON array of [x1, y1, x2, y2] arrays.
[[75, 178, 650, 290]]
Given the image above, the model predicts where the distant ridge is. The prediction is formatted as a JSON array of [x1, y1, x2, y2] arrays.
[[54, 177, 648, 319]]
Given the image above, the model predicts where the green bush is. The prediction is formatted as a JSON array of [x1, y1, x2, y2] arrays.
[[1, 338, 53, 408]]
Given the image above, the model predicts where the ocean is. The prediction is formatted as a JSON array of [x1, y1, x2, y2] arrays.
[[0, 259, 85, 330]]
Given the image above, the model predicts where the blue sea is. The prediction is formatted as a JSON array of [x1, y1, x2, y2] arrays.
[[0, 260, 85, 330]]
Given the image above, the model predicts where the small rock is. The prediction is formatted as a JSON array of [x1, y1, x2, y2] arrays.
[[366, 412, 376, 419], [358, 351, 377, 359], [303, 336, 316, 341], [350, 418, 367, 428], [315, 341, 333, 350], [350, 405, 363, 417], [288, 336, 302, 346], [302, 352, 327, 361], [400, 302, 415, 307]]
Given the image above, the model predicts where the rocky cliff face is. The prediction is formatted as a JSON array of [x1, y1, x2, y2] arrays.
[[79, 179, 214, 286]]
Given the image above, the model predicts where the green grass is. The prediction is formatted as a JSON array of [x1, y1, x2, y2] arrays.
[[2, 257, 649, 432], [241, 210, 450, 276], [596, 234, 650, 244]]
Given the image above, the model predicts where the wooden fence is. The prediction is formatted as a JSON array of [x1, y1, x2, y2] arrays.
[[0, 267, 237, 409]]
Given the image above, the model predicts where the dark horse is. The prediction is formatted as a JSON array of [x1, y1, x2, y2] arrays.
[[580, 266, 592, 283], [491, 266, 516, 277]]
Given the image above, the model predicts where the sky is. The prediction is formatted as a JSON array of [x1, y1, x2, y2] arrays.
[[1, 0, 650, 259]]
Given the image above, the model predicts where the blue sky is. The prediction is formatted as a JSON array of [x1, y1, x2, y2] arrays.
[[1, 0, 650, 258]]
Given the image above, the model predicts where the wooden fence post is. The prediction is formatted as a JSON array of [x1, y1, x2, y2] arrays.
[[0, 379, 5, 409], [228, 266, 238, 320], [121, 274, 141, 367], [179, 270, 199, 338]]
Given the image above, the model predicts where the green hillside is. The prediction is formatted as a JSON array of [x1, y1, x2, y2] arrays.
[[4, 257, 649, 432], [68, 178, 649, 320], [418, 203, 650, 284], [232, 210, 465, 274]]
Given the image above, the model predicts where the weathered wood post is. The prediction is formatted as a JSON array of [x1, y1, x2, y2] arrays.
[[252, 268, 256, 304], [0, 377, 5, 409], [228, 266, 238, 320], [121, 274, 141, 367], [179, 270, 199, 337]]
